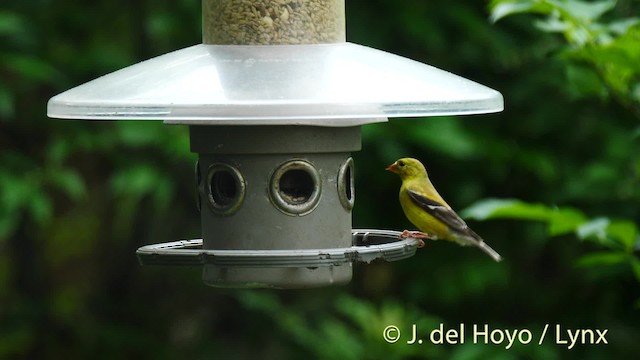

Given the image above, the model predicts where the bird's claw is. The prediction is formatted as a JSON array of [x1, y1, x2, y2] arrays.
[[400, 230, 432, 239], [399, 230, 434, 248]]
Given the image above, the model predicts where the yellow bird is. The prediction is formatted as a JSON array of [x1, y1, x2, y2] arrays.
[[386, 158, 502, 262]]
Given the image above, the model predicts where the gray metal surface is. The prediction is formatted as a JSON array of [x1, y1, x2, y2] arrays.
[[136, 229, 421, 267]]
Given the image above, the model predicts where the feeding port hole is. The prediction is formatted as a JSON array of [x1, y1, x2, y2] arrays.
[[279, 169, 314, 205], [337, 157, 354, 211], [205, 163, 246, 216], [270, 159, 321, 216]]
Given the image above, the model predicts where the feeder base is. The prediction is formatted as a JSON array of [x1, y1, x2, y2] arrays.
[[202, 264, 352, 289]]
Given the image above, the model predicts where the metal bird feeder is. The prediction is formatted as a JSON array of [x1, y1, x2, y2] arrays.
[[47, 0, 503, 288]]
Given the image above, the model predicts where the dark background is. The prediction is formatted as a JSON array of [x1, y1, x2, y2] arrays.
[[1, 0, 639, 358]]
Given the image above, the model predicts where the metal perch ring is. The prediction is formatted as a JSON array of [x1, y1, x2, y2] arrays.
[[137, 229, 421, 268]]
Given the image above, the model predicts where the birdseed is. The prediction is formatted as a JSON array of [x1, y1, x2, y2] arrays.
[[203, 0, 345, 44]]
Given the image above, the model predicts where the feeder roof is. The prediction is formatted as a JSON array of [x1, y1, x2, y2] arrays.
[[47, 43, 503, 125]]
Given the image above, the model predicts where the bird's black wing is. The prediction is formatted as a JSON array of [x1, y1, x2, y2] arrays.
[[407, 189, 470, 234], [408, 190, 502, 261]]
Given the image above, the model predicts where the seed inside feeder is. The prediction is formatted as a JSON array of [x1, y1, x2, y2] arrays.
[[203, 0, 346, 45]]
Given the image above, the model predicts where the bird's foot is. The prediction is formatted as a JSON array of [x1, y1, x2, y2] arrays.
[[400, 230, 432, 239], [399, 230, 435, 248]]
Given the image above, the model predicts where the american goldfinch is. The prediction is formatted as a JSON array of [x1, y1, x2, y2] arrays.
[[386, 158, 502, 262]]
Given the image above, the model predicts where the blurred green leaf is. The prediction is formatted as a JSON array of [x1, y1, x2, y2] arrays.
[[28, 192, 52, 225], [574, 218, 639, 250], [0, 170, 53, 231], [116, 121, 164, 147], [607, 18, 640, 35], [561, 0, 616, 22], [491, 0, 616, 24], [576, 217, 610, 242], [463, 199, 637, 249], [548, 207, 587, 236], [110, 165, 171, 204], [1, 53, 60, 84], [334, 295, 376, 331], [461, 198, 560, 222], [0, 12, 24, 36], [565, 63, 607, 100], [48, 169, 87, 201], [576, 251, 628, 268], [490, 0, 541, 23], [237, 292, 443, 360], [607, 220, 638, 251], [491, 0, 640, 111], [317, 319, 364, 360]]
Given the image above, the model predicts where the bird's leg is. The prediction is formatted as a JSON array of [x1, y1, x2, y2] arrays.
[[400, 230, 433, 239], [399, 230, 436, 248]]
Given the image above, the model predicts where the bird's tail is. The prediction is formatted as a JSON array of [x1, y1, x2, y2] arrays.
[[476, 240, 502, 262], [460, 228, 503, 262]]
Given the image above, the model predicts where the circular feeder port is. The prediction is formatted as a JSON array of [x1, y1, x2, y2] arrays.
[[206, 163, 245, 216], [337, 157, 355, 211], [270, 159, 321, 216]]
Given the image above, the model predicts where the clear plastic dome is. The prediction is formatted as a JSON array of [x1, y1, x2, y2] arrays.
[[47, 43, 503, 125]]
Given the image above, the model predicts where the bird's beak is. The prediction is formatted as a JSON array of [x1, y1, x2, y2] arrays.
[[386, 163, 398, 173]]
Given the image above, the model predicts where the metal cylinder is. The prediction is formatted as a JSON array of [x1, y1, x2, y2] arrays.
[[202, 0, 346, 44], [191, 125, 360, 288]]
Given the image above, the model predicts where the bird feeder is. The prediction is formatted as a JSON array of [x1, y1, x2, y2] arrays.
[[47, 0, 503, 288]]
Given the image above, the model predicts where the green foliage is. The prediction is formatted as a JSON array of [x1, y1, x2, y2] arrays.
[[484, 0, 640, 298], [236, 291, 444, 359], [490, 0, 640, 113], [491, 0, 619, 28], [462, 199, 587, 236], [462, 199, 640, 281]]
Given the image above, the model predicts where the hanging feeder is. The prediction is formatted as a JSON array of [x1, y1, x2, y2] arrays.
[[47, 0, 503, 288]]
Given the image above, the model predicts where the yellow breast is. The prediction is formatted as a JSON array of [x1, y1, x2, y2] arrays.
[[399, 187, 449, 239]]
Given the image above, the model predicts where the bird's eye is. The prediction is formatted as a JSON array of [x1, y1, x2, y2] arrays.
[[397, 160, 405, 167]]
